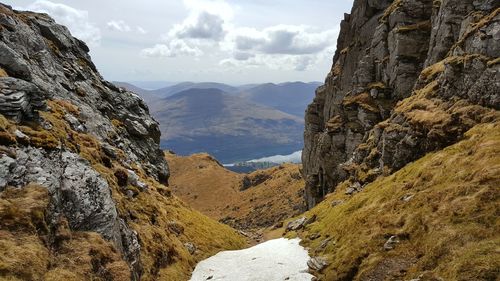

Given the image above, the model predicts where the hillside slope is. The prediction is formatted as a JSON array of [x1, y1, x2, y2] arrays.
[[152, 88, 304, 163], [291, 121, 500, 280], [165, 152, 305, 232], [0, 5, 245, 281]]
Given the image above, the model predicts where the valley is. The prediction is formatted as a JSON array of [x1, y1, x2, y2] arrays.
[[116, 81, 318, 163]]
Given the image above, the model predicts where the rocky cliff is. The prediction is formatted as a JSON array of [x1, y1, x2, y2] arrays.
[[303, 0, 499, 208], [0, 4, 245, 280]]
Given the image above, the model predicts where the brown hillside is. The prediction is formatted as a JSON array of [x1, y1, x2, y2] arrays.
[[166, 152, 306, 232], [286, 121, 500, 280]]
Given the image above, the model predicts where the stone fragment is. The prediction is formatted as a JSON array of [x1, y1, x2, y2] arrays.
[[184, 242, 197, 255], [384, 235, 400, 250], [307, 257, 328, 271]]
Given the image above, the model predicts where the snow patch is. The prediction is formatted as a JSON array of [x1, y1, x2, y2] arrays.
[[190, 238, 314, 281]]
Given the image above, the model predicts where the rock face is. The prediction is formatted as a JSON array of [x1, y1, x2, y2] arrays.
[[0, 4, 168, 183], [303, 0, 500, 208], [0, 3, 170, 280]]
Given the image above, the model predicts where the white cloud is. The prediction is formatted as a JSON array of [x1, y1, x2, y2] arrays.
[[19, 0, 101, 47], [220, 53, 318, 71], [106, 20, 149, 35], [140, 40, 203, 58], [218, 24, 338, 71], [227, 25, 337, 56], [141, 0, 233, 58], [140, 0, 337, 71], [106, 20, 131, 32], [136, 26, 148, 34], [171, 11, 225, 41]]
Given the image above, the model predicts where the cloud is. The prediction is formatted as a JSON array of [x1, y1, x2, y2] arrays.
[[106, 20, 131, 32], [19, 0, 101, 47], [136, 26, 148, 34], [220, 53, 318, 71], [218, 24, 338, 71], [140, 0, 336, 70], [228, 25, 337, 56], [140, 0, 233, 58], [171, 11, 225, 40], [140, 40, 203, 58], [106, 20, 149, 35]]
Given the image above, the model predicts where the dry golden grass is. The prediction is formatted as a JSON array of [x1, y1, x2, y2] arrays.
[[331, 61, 342, 76], [395, 20, 431, 33], [368, 82, 386, 89], [343, 92, 379, 112], [0, 67, 8, 77], [289, 121, 500, 280], [0, 115, 16, 145], [326, 115, 343, 132], [0, 185, 130, 281], [419, 55, 489, 83], [395, 77, 498, 130], [380, 0, 402, 23], [166, 152, 305, 232], [487, 57, 500, 67]]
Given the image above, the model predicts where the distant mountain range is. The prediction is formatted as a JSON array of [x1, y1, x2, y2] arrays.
[[239, 82, 321, 117], [114, 81, 321, 163]]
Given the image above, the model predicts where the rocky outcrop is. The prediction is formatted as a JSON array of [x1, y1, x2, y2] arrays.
[[0, 3, 170, 278], [0, 4, 168, 183], [303, 0, 499, 208]]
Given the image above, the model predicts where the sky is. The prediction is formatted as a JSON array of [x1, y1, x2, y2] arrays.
[[9, 0, 354, 85]]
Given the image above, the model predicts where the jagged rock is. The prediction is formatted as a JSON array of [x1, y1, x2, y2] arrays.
[[308, 233, 321, 240], [64, 113, 86, 132], [0, 5, 169, 184], [13, 129, 29, 141], [167, 221, 184, 236], [307, 257, 328, 272], [240, 172, 271, 191], [302, 0, 500, 208], [331, 200, 344, 207], [0, 146, 141, 274], [0, 77, 46, 122], [127, 169, 148, 190], [286, 217, 307, 231], [317, 237, 333, 251], [384, 235, 400, 250], [184, 242, 197, 255], [401, 193, 414, 202], [286, 215, 316, 231]]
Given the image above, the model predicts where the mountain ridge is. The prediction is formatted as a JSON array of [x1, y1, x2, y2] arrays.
[[149, 87, 304, 163]]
